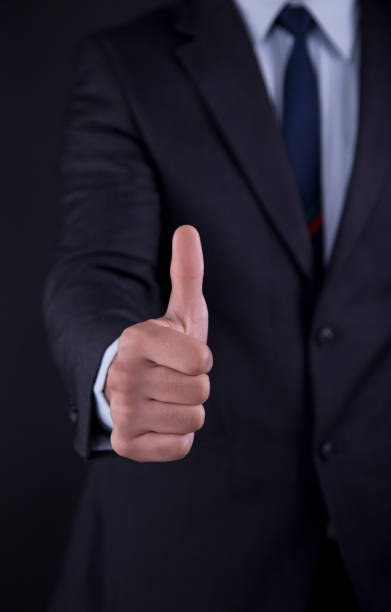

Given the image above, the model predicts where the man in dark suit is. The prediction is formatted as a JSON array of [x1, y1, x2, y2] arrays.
[[43, 0, 391, 610]]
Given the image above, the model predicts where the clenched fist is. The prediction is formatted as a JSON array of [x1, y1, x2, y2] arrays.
[[105, 225, 213, 462]]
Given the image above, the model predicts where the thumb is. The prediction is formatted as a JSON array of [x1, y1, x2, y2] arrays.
[[165, 225, 208, 342]]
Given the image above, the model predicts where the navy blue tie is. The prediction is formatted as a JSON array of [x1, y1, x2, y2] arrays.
[[277, 6, 324, 281]]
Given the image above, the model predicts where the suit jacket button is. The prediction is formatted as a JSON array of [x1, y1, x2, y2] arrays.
[[316, 326, 336, 347], [320, 441, 334, 461], [69, 405, 78, 423]]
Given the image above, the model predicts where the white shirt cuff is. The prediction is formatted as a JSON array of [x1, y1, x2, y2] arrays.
[[93, 337, 119, 432]]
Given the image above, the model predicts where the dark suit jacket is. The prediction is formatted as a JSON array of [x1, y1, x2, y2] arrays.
[[43, 0, 391, 610]]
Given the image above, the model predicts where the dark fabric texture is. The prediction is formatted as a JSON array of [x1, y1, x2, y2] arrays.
[[307, 539, 361, 611], [43, 0, 391, 610]]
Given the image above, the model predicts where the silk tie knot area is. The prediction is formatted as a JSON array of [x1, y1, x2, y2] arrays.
[[277, 6, 315, 39]]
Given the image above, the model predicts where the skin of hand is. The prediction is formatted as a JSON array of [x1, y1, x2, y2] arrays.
[[105, 225, 213, 462]]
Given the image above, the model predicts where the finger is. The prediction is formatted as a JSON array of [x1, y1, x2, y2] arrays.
[[118, 320, 212, 375], [111, 429, 194, 462], [143, 366, 210, 405], [165, 225, 208, 342], [111, 399, 205, 436]]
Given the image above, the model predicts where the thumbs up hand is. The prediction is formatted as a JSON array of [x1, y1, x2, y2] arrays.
[[106, 226, 213, 462]]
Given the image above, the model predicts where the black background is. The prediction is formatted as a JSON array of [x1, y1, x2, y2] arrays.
[[1, 1, 164, 610]]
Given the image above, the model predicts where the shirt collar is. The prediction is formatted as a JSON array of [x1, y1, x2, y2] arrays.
[[233, 0, 358, 60]]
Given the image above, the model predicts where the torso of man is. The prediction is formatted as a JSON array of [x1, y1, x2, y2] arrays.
[[44, 1, 391, 611]]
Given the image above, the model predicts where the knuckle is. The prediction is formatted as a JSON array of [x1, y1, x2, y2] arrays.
[[190, 406, 205, 432], [173, 436, 192, 460], [107, 365, 139, 397], [196, 374, 210, 403], [110, 403, 133, 428], [198, 345, 213, 373], [190, 343, 212, 375], [144, 318, 162, 334], [106, 364, 119, 391], [118, 327, 131, 352], [119, 324, 143, 353], [110, 431, 133, 459], [196, 405, 206, 430], [171, 405, 203, 433]]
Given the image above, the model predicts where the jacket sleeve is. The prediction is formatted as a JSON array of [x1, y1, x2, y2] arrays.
[[42, 34, 165, 458]]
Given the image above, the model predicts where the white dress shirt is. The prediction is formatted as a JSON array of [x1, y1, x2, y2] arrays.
[[93, 0, 360, 446]]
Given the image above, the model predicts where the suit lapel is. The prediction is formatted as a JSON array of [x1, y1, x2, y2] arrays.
[[325, 0, 391, 285], [174, 0, 313, 281]]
